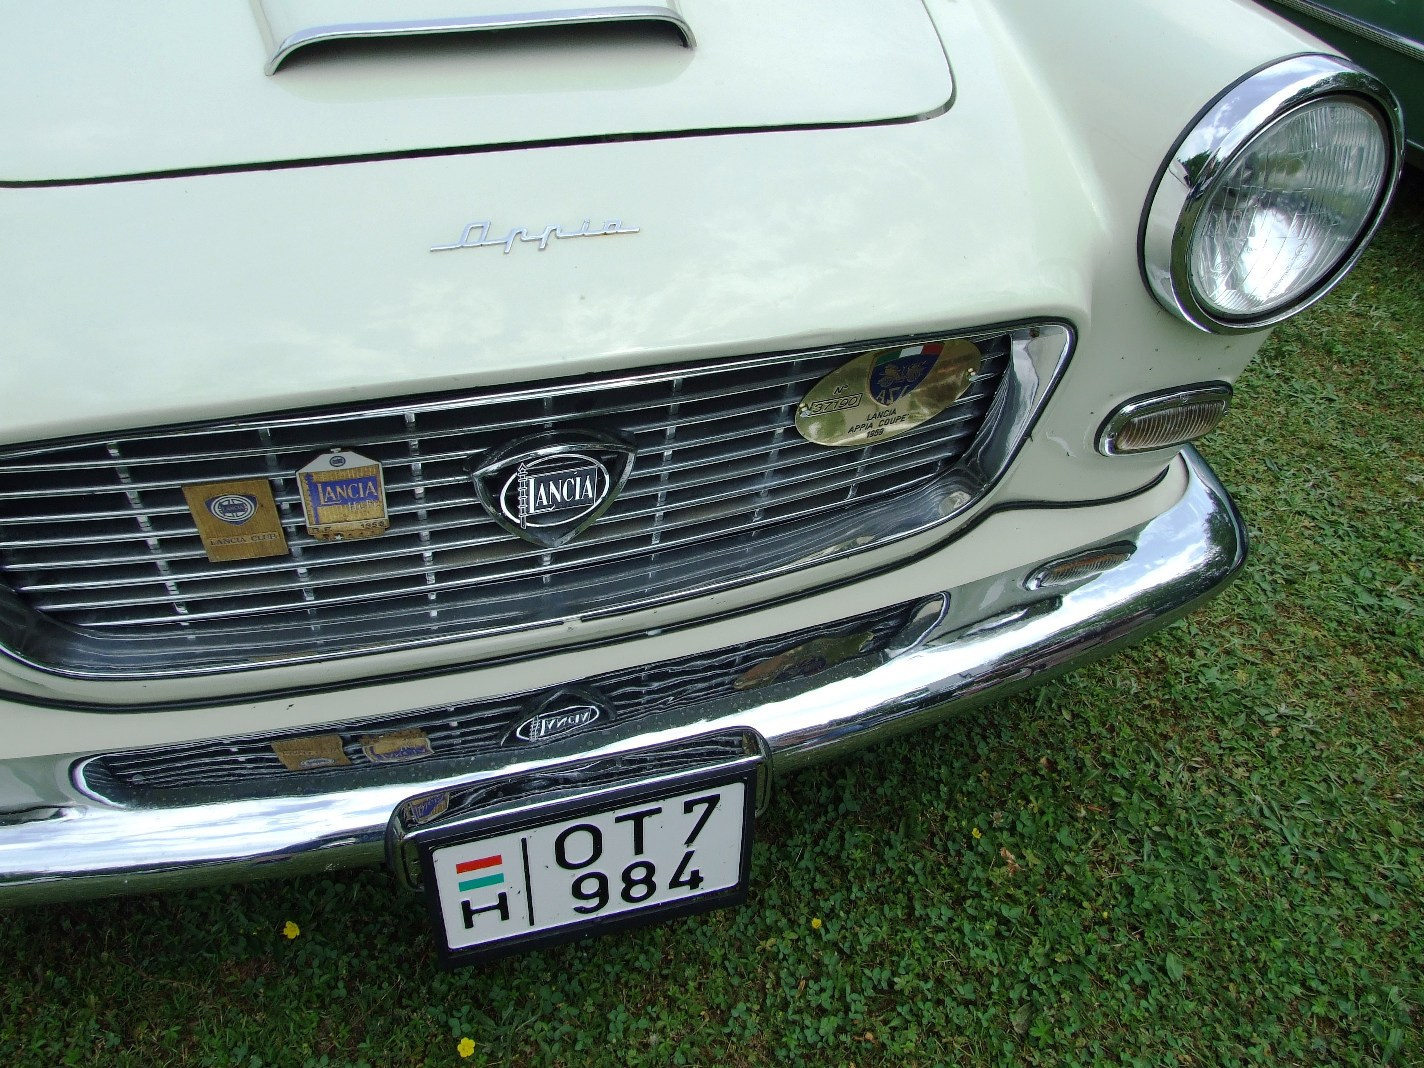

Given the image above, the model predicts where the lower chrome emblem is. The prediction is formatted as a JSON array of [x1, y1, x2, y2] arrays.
[[507, 688, 611, 746], [471, 431, 636, 548]]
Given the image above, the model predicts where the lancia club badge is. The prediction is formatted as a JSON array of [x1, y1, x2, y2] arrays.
[[795, 338, 983, 447], [183, 478, 290, 562], [471, 430, 636, 549], [298, 449, 390, 541], [270, 733, 351, 771]]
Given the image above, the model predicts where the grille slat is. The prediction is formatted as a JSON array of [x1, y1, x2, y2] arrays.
[[0, 368, 1005, 526], [13, 420, 973, 595], [0, 397, 993, 561], [0, 363, 836, 479], [35, 456, 942, 621], [0, 332, 1026, 676]]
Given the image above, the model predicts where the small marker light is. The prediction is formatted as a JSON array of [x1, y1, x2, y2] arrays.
[[1026, 543, 1136, 591], [1097, 384, 1232, 456]]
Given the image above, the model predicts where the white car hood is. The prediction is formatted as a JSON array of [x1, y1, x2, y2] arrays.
[[0, 0, 951, 184]]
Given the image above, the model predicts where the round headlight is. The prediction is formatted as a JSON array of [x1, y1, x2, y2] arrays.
[[1142, 55, 1401, 333]]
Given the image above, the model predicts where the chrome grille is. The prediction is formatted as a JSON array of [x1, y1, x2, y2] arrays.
[[0, 327, 1041, 677], [81, 599, 915, 801]]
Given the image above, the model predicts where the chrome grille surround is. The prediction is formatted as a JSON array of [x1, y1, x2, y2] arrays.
[[78, 599, 917, 804], [0, 323, 1072, 679]]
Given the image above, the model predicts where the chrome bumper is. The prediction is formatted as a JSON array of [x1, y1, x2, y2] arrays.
[[0, 448, 1245, 906]]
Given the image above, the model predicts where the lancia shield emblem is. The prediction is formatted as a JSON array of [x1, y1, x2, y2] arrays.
[[207, 494, 258, 524], [471, 430, 636, 548], [515, 454, 609, 526]]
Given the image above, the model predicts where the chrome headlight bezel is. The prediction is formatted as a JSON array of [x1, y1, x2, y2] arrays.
[[1141, 54, 1402, 335]]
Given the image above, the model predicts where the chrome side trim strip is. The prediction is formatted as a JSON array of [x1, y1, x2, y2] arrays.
[[0, 448, 1245, 905], [1, 101, 958, 191], [1264, 0, 1424, 65], [259, 2, 695, 76]]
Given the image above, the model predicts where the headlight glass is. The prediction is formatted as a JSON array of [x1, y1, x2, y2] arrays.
[[1189, 99, 1388, 320], [1142, 56, 1401, 334]]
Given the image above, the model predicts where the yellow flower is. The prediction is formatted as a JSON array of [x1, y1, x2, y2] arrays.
[[971, 827, 982, 840], [457, 1037, 476, 1059], [282, 921, 300, 940], [811, 917, 823, 930]]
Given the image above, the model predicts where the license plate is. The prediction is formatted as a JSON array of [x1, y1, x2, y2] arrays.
[[415, 768, 756, 967]]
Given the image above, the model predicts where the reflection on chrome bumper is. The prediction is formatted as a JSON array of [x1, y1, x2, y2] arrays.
[[0, 448, 1245, 906]]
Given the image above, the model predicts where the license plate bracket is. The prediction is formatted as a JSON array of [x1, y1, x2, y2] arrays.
[[408, 760, 758, 968]]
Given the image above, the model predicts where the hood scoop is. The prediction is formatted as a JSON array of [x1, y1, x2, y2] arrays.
[[1, 0, 952, 184], [255, 0, 696, 75]]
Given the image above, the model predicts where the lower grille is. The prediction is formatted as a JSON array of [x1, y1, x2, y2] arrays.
[[0, 324, 1069, 677], [79, 599, 916, 802]]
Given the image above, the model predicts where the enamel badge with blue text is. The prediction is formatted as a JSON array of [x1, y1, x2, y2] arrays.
[[298, 449, 390, 541]]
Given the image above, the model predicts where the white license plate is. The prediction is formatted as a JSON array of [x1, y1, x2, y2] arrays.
[[419, 771, 754, 966]]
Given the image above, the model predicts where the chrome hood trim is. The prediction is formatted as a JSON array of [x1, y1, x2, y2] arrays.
[[2, 0, 950, 183], [256, 0, 696, 77]]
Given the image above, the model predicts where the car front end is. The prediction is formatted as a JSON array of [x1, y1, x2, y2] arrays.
[[0, 0, 1402, 960]]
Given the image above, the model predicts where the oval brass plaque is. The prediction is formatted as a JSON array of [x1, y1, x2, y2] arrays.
[[794, 339, 983, 447]]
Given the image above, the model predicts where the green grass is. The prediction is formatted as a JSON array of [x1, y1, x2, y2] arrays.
[[3, 174, 1421, 1068]]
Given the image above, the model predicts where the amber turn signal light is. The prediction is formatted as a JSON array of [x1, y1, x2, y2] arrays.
[[1097, 384, 1232, 456]]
